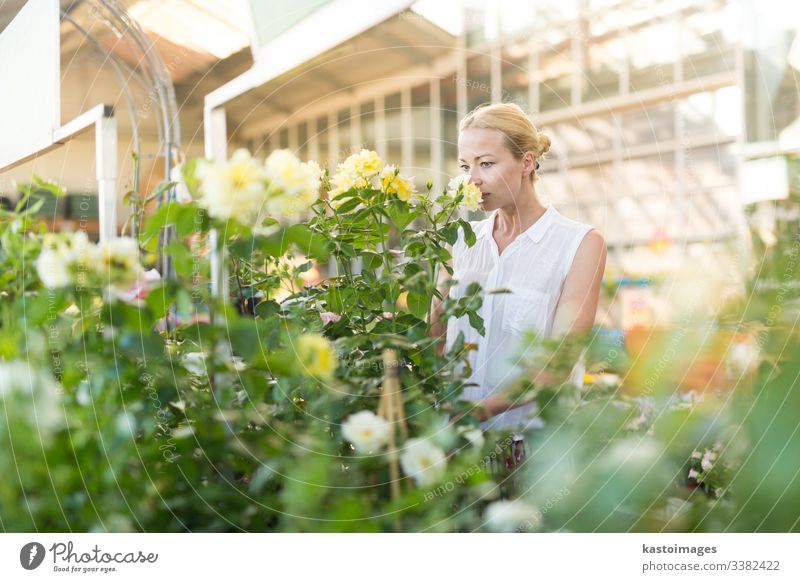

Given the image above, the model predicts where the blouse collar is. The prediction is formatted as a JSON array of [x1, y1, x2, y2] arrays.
[[476, 206, 556, 244]]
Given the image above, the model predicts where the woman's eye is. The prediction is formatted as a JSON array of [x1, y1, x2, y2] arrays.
[[459, 165, 469, 172], [481, 161, 494, 168]]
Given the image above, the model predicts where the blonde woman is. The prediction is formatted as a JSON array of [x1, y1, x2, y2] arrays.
[[431, 103, 607, 434]]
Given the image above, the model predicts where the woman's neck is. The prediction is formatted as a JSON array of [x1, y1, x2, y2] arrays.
[[494, 190, 547, 239]]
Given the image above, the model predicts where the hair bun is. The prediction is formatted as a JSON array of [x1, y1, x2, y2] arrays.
[[536, 132, 551, 157]]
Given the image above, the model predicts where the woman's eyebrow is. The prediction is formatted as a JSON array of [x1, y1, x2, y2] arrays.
[[458, 154, 494, 162]]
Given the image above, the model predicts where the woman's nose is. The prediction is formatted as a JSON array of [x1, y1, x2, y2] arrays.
[[468, 170, 482, 185]]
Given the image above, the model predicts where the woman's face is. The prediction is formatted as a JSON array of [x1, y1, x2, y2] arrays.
[[458, 127, 532, 212]]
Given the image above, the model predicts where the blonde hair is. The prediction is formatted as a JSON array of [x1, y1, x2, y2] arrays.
[[459, 103, 551, 182]]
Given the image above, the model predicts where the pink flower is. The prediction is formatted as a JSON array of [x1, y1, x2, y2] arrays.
[[117, 269, 162, 304], [319, 311, 342, 325]]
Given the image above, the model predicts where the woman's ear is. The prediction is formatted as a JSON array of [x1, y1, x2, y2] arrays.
[[522, 151, 536, 179]]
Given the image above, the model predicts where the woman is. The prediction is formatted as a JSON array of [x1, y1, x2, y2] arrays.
[[431, 103, 607, 431]]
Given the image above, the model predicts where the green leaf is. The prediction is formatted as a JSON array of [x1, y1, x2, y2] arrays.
[[334, 197, 361, 214], [467, 310, 485, 336], [173, 204, 202, 238], [443, 222, 459, 245], [258, 229, 289, 258], [146, 180, 177, 204], [286, 224, 329, 262], [326, 286, 344, 313], [404, 240, 426, 257], [459, 219, 476, 247], [386, 200, 415, 231], [32, 175, 66, 197], [145, 282, 174, 318], [361, 250, 383, 270], [254, 300, 280, 319], [142, 202, 178, 241], [407, 290, 431, 320]]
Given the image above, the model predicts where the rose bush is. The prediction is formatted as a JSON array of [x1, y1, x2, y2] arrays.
[[0, 157, 798, 532]]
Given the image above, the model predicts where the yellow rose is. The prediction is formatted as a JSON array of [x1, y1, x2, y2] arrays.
[[296, 333, 337, 381], [380, 165, 417, 202], [351, 149, 384, 178]]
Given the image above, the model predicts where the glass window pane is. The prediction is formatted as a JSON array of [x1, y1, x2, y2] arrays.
[[532, 0, 579, 29], [360, 101, 375, 151], [411, 84, 432, 186], [620, 102, 675, 147], [337, 108, 351, 158], [680, 86, 742, 138], [384, 92, 403, 166], [567, 162, 615, 202], [315, 115, 329, 166], [682, 0, 739, 81], [441, 75, 459, 178], [538, 46, 574, 112], [551, 117, 614, 156], [258, 133, 272, 157], [744, 1, 800, 143], [498, 0, 537, 36], [464, 0, 488, 46], [621, 153, 677, 195], [278, 127, 289, 149], [466, 54, 492, 111], [582, 35, 624, 103], [627, 20, 679, 92], [686, 144, 737, 189], [296, 122, 309, 159], [501, 40, 529, 110]]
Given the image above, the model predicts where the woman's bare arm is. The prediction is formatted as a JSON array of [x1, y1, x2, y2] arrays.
[[552, 229, 607, 336]]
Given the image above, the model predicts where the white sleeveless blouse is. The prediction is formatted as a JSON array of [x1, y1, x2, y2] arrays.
[[445, 206, 593, 430]]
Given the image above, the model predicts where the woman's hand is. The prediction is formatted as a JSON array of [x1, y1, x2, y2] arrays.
[[445, 401, 490, 425]]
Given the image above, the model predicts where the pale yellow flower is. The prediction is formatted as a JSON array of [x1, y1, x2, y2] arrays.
[[264, 149, 321, 222], [296, 333, 337, 380], [350, 149, 384, 179], [196, 149, 267, 224], [96, 236, 144, 290], [328, 150, 386, 207], [447, 174, 482, 211], [380, 165, 417, 202]]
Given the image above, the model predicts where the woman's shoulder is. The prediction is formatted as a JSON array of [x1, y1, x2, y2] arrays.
[[547, 207, 606, 261], [548, 207, 602, 239]]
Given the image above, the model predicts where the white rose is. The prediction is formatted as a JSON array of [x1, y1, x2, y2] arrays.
[[726, 336, 760, 378], [484, 500, 542, 533], [400, 437, 446, 486], [196, 149, 267, 224], [342, 410, 391, 454], [0, 361, 63, 441], [96, 236, 144, 294], [36, 248, 71, 288]]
